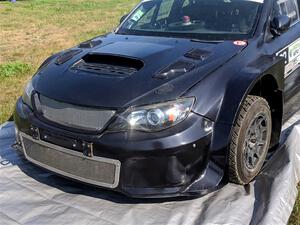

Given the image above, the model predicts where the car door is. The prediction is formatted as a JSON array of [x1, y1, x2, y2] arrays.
[[264, 0, 300, 119]]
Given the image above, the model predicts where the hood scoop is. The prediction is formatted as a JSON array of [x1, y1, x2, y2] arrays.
[[72, 53, 144, 77]]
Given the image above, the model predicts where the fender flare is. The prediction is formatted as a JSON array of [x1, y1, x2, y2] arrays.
[[218, 55, 284, 126], [187, 56, 285, 176]]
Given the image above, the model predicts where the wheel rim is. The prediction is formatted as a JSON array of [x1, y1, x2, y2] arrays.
[[243, 113, 269, 171]]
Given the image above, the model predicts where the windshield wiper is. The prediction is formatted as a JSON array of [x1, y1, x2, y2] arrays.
[[190, 39, 224, 44]]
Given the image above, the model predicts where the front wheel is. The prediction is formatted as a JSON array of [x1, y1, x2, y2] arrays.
[[229, 95, 272, 184]]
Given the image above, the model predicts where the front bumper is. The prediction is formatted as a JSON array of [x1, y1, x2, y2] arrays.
[[14, 97, 228, 198]]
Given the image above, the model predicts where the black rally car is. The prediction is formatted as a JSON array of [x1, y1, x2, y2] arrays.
[[13, 0, 300, 198]]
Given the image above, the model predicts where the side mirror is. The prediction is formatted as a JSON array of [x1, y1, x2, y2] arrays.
[[270, 15, 291, 36], [120, 14, 128, 24]]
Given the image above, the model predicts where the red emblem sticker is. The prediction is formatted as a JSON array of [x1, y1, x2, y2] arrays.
[[233, 40, 247, 46]]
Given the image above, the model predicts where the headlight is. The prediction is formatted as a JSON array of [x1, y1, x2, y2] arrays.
[[22, 79, 34, 108], [109, 97, 195, 132]]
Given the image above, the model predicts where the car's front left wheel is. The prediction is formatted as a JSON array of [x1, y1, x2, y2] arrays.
[[229, 95, 272, 185]]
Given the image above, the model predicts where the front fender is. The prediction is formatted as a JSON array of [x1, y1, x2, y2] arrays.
[[188, 55, 284, 125], [185, 55, 284, 177]]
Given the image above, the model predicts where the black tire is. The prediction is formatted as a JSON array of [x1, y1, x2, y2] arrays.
[[229, 95, 272, 185]]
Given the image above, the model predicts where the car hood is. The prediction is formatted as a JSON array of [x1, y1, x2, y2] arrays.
[[34, 33, 245, 109]]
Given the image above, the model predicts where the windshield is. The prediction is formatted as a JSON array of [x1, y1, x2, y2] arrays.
[[118, 0, 263, 40]]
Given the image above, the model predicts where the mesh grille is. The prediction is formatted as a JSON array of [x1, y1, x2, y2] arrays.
[[22, 136, 120, 188], [37, 95, 115, 132]]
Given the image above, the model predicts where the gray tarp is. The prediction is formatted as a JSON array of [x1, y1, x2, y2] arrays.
[[0, 117, 299, 225]]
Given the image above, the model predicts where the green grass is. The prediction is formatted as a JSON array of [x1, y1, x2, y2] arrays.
[[0, 0, 138, 123], [0, 1, 299, 224], [290, 188, 300, 225], [0, 62, 31, 78]]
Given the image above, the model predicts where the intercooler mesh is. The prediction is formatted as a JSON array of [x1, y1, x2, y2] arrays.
[[22, 136, 118, 187]]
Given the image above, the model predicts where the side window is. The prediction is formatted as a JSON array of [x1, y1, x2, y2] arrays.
[[273, 0, 300, 25], [157, 0, 175, 20], [132, 5, 157, 27]]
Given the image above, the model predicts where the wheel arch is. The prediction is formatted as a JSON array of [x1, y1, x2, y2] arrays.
[[186, 56, 285, 178], [219, 58, 284, 181], [247, 74, 283, 148], [216, 56, 285, 149]]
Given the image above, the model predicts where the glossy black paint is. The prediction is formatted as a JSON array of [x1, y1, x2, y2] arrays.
[[14, 0, 300, 197]]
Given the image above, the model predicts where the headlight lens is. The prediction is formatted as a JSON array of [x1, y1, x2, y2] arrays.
[[22, 79, 34, 108], [109, 97, 195, 132]]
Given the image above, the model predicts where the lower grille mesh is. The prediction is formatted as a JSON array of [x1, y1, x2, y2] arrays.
[[22, 135, 120, 188]]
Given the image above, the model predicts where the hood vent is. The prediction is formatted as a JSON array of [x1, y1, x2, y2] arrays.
[[154, 60, 195, 79], [184, 49, 211, 61], [78, 39, 102, 48], [55, 49, 83, 65], [73, 54, 144, 76]]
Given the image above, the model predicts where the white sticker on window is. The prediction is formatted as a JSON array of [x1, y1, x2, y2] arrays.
[[131, 9, 145, 21]]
